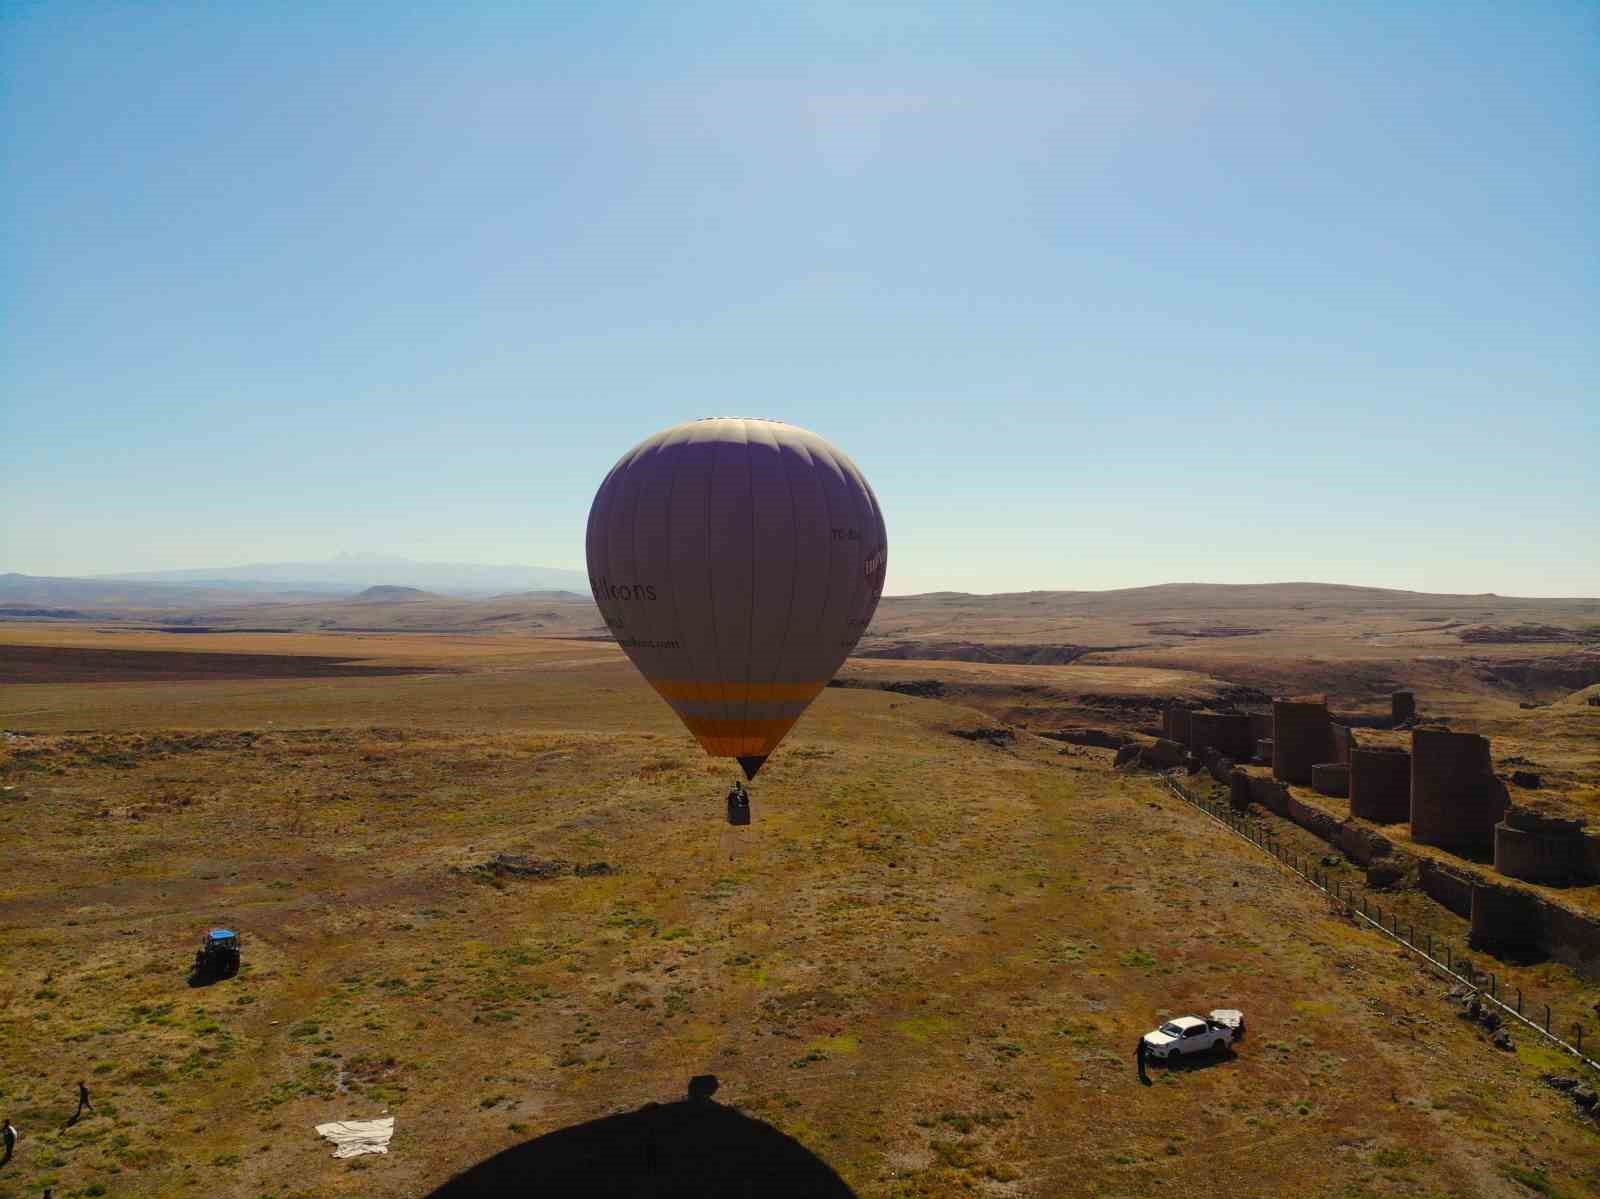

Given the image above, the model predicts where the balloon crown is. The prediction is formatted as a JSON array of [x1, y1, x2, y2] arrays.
[[694, 416, 796, 424]]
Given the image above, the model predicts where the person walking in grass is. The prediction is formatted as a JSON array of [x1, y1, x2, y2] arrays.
[[1136, 1036, 1150, 1085], [74, 1080, 92, 1121], [2, 1117, 17, 1165]]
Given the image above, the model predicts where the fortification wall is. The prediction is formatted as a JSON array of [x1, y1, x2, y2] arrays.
[[1494, 823, 1583, 883], [1493, 806, 1585, 883], [1248, 774, 1292, 816], [1543, 902, 1600, 977], [1190, 712, 1254, 760], [1229, 768, 1251, 811], [1392, 690, 1416, 724], [1204, 747, 1236, 784], [1330, 723, 1356, 765], [1312, 762, 1350, 798], [1470, 881, 1545, 954], [1168, 707, 1192, 745], [1273, 699, 1334, 784], [1338, 821, 1393, 866], [1410, 729, 1508, 852], [1255, 738, 1273, 764], [1349, 748, 1411, 824], [1286, 793, 1343, 843], [1418, 858, 1474, 918], [1249, 712, 1274, 742]]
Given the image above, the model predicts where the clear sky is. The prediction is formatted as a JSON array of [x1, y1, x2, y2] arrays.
[[3, 2, 1595, 596]]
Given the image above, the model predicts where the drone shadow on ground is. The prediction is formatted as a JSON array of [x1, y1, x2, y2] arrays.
[[425, 1076, 856, 1199]]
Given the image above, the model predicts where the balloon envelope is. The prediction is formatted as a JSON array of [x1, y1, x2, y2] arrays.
[[586, 418, 888, 777]]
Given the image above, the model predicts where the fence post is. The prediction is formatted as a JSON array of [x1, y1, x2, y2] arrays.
[[1517, 988, 1522, 1015], [1444, 945, 1451, 970], [1489, 973, 1496, 1000], [1544, 1004, 1551, 1033]]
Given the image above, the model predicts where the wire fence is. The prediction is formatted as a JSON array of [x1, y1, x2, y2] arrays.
[[1159, 774, 1600, 1075]]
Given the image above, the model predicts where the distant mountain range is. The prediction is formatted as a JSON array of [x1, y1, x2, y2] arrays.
[[89, 555, 590, 597]]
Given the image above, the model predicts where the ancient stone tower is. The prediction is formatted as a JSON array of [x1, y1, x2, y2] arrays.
[[1391, 690, 1416, 725], [1188, 711, 1254, 760], [1349, 747, 1411, 824], [1494, 805, 1586, 883], [1272, 698, 1334, 785], [1410, 729, 1509, 853]]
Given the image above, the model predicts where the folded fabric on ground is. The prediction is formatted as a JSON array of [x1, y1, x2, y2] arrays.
[[315, 1116, 396, 1158]]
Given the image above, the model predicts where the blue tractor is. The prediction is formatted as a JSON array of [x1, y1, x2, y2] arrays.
[[193, 928, 241, 979]]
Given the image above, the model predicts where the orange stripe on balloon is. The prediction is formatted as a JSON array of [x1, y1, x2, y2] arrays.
[[651, 680, 826, 703], [677, 714, 801, 757]]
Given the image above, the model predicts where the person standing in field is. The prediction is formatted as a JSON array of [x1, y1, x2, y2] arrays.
[[2, 1117, 17, 1164], [1136, 1036, 1149, 1085]]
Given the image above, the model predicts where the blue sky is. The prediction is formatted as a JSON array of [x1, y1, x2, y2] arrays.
[[3, 1, 1595, 595]]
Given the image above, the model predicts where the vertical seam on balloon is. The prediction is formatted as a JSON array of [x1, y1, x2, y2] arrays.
[[771, 432, 801, 695], [742, 421, 757, 732], [660, 433, 690, 707], [855, 463, 887, 641], [704, 431, 724, 719], [811, 439, 836, 664], [835, 449, 866, 661], [823, 442, 865, 663], [616, 444, 652, 668]]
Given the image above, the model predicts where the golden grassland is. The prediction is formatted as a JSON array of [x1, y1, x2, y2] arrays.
[[0, 627, 1598, 1198]]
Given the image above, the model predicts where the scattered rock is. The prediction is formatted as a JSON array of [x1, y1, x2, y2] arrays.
[[483, 854, 568, 879], [1141, 739, 1187, 769], [1320, 855, 1342, 868], [574, 862, 616, 878], [1040, 727, 1131, 750], [1491, 1028, 1514, 1051], [1575, 1085, 1598, 1109], [1542, 1074, 1579, 1093], [1114, 744, 1141, 768], [1510, 770, 1543, 789], [1366, 860, 1406, 890], [951, 726, 1015, 748]]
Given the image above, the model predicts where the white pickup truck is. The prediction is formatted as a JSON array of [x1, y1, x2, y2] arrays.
[[1142, 1010, 1245, 1061]]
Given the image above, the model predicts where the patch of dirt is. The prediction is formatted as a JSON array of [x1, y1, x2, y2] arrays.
[[1139, 623, 1268, 638], [0, 643, 443, 684]]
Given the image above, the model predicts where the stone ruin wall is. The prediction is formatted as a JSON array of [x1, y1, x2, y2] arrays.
[[1189, 711, 1254, 761], [1409, 729, 1508, 853], [1272, 698, 1334, 785], [1418, 858, 1474, 918], [1494, 805, 1586, 884], [1312, 761, 1350, 798], [1348, 747, 1411, 824], [1225, 765, 1600, 976]]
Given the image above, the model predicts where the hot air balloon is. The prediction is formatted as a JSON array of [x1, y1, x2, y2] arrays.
[[586, 418, 887, 785]]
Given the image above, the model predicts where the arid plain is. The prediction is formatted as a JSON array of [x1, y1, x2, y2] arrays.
[[1, 583, 1598, 1198]]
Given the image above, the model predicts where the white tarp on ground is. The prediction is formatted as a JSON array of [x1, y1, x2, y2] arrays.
[[315, 1117, 395, 1158]]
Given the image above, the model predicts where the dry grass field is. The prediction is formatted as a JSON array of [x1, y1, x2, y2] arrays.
[[2, 619, 1598, 1198]]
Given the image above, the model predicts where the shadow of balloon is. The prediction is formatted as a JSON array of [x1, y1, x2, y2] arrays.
[[424, 1076, 857, 1199]]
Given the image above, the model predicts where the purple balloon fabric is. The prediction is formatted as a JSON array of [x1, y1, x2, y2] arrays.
[[586, 418, 887, 777]]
